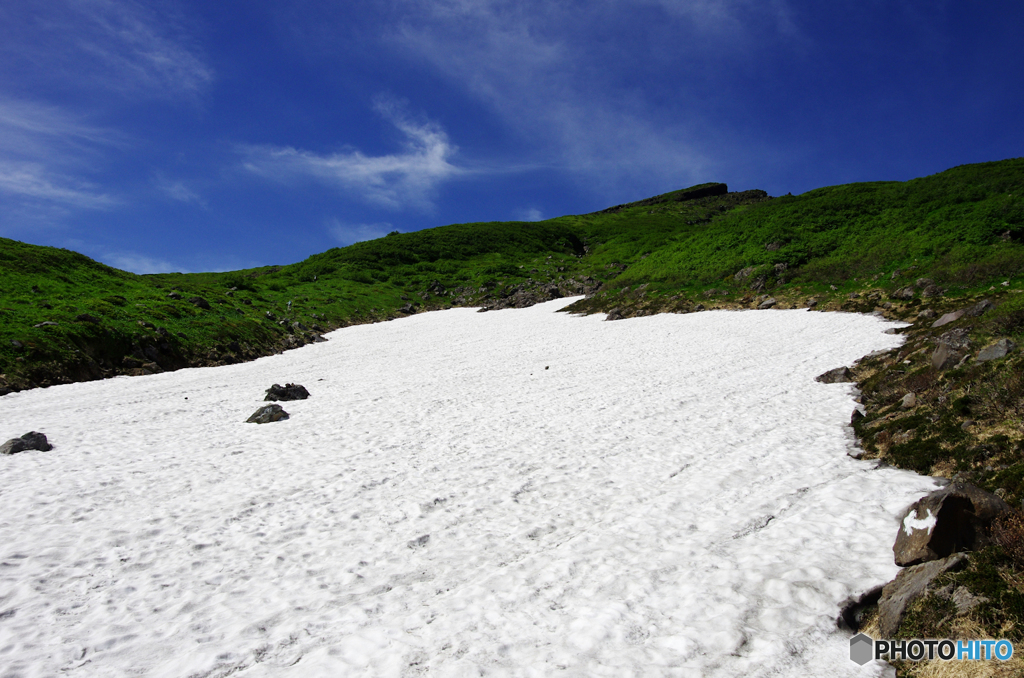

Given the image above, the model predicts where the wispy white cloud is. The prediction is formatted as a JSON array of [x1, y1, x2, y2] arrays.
[[0, 161, 116, 209], [516, 208, 544, 222], [0, 100, 120, 210], [327, 218, 395, 245], [240, 100, 464, 210], [384, 0, 799, 198], [0, 0, 212, 100], [103, 251, 186, 274], [153, 174, 206, 206]]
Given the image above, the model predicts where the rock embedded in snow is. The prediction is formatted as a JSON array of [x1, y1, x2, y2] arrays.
[[877, 553, 969, 637], [815, 366, 854, 383], [0, 431, 53, 455], [893, 481, 1011, 566], [246, 404, 289, 424], [264, 383, 310, 401], [605, 307, 624, 321], [757, 297, 777, 309]]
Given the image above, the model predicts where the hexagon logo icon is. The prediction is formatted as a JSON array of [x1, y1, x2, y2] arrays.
[[850, 633, 874, 665]]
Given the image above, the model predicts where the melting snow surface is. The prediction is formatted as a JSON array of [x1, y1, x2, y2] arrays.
[[0, 299, 939, 677]]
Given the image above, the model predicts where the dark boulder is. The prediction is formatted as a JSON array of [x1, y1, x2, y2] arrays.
[[167, 292, 182, 300], [246, 404, 289, 424], [921, 285, 944, 298], [966, 299, 994, 317], [1, 431, 53, 455], [815, 366, 855, 383], [264, 383, 310, 401], [893, 481, 1011, 567], [76, 313, 100, 323], [189, 297, 211, 310], [837, 585, 884, 632], [757, 297, 777, 309], [605, 307, 624, 321], [877, 553, 969, 638]]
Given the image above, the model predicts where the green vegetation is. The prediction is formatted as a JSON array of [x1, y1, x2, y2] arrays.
[[3, 158, 1024, 393]]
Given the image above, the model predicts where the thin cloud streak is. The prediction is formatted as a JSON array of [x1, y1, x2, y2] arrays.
[[153, 174, 206, 207], [0, 0, 213, 100], [240, 102, 464, 210], [103, 251, 187, 274], [0, 100, 120, 210], [327, 218, 395, 245], [386, 0, 799, 197], [0, 161, 116, 210]]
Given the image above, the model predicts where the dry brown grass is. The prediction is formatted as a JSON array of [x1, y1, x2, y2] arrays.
[[994, 511, 1024, 571]]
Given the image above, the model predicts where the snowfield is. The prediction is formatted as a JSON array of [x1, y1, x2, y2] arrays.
[[0, 299, 939, 677]]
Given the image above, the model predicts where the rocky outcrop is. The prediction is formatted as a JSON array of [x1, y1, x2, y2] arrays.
[[893, 481, 1010, 567], [246, 404, 289, 424], [815, 366, 854, 383], [478, 277, 602, 311], [0, 431, 53, 455], [264, 383, 310, 401], [931, 309, 965, 328], [976, 338, 1016, 362], [877, 553, 969, 637]]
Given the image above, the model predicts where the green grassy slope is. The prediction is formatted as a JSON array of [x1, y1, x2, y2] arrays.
[[2, 158, 1024, 395]]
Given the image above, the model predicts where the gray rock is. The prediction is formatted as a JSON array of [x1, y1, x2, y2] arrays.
[[264, 383, 310, 401], [966, 299, 994, 317], [167, 292, 182, 300], [931, 309, 964, 328], [246, 404, 289, 424], [892, 287, 915, 300], [937, 328, 972, 351], [733, 266, 756, 283], [605, 307, 624, 321], [951, 586, 988, 615], [33, 321, 58, 328], [815, 366, 855, 383], [976, 338, 1016, 362], [900, 392, 917, 409], [915, 278, 935, 289], [0, 431, 53, 455], [189, 297, 211, 310], [917, 309, 937, 319], [877, 553, 969, 637], [893, 481, 1011, 567], [806, 298, 818, 308], [931, 343, 962, 371], [757, 297, 777, 309], [921, 284, 944, 298]]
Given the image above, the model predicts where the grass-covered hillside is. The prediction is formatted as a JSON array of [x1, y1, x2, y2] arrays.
[[2, 159, 1023, 397]]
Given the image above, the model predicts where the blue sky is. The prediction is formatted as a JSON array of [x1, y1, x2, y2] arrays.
[[1, 0, 1022, 274]]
